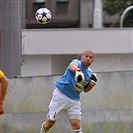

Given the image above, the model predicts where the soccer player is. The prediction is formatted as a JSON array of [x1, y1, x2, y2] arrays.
[[0, 70, 8, 120], [40, 50, 97, 133]]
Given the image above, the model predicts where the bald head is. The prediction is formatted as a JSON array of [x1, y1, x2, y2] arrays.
[[82, 50, 94, 56], [80, 50, 94, 68]]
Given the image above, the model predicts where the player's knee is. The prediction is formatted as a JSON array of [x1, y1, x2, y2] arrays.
[[73, 123, 81, 129], [41, 122, 49, 132], [42, 123, 51, 131], [70, 120, 81, 129], [41, 120, 55, 131]]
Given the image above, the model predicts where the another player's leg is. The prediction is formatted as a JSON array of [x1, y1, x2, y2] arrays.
[[0, 96, 4, 115], [40, 119, 55, 133], [0, 86, 4, 119]]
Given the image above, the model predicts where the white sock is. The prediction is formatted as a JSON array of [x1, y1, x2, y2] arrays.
[[73, 128, 82, 133]]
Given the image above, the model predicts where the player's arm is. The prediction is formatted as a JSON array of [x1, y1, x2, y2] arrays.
[[69, 64, 84, 83], [69, 64, 79, 72], [83, 74, 97, 93], [0, 70, 8, 101]]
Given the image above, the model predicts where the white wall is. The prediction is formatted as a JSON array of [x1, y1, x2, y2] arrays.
[[4, 71, 132, 132], [21, 29, 133, 77], [21, 55, 52, 76], [92, 54, 132, 72]]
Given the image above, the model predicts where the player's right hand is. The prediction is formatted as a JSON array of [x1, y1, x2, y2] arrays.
[[74, 68, 84, 83]]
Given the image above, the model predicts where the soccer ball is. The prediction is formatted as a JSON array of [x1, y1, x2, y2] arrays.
[[35, 8, 52, 24]]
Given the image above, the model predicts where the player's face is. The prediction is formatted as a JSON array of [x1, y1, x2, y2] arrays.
[[81, 50, 94, 68]]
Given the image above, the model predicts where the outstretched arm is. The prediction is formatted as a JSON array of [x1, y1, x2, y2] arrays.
[[69, 64, 84, 83], [0, 71, 8, 101], [0, 70, 8, 114], [69, 64, 79, 72]]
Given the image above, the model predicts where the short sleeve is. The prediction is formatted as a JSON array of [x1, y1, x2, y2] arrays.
[[70, 59, 80, 66]]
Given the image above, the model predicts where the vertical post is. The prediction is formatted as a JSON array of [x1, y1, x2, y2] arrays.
[[93, 0, 103, 28], [80, 0, 90, 28], [0, 0, 22, 77]]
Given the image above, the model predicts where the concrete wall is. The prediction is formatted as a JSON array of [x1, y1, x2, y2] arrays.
[[21, 29, 133, 76], [0, 71, 132, 133], [22, 29, 132, 55]]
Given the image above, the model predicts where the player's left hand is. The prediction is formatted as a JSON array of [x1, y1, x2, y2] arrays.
[[89, 74, 97, 89]]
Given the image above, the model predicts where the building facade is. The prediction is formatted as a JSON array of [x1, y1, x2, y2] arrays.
[[25, 0, 80, 28], [21, 28, 133, 77], [24, 0, 120, 29]]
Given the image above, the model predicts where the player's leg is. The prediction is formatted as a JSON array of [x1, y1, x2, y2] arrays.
[[66, 100, 82, 133], [0, 93, 4, 115], [40, 88, 66, 132], [0, 83, 4, 115], [72, 129, 82, 133], [69, 119, 82, 133], [40, 118, 55, 133]]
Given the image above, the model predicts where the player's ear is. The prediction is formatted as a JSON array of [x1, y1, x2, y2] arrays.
[[78, 55, 81, 60], [80, 54, 84, 60], [91, 56, 94, 62]]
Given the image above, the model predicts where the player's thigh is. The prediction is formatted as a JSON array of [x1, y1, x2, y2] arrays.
[[66, 101, 81, 120], [47, 89, 67, 121]]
